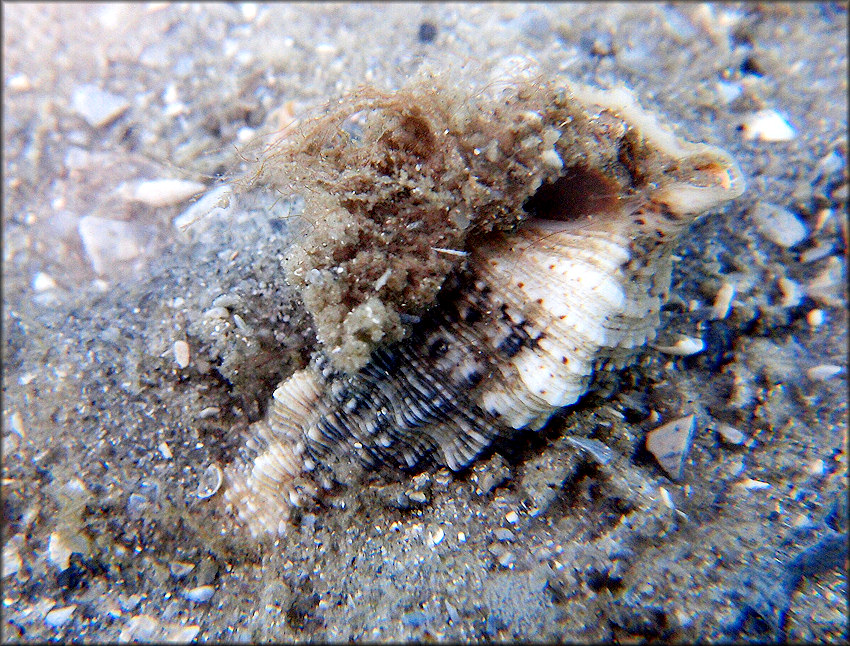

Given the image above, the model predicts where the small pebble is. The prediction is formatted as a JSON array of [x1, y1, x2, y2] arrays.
[[814, 150, 845, 181], [739, 477, 771, 490], [173, 340, 190, 369], [777, 276, 804, 308], [653, 336, 704, 356], [494, 528, 515, 542], [165, 625, 201, 642], [425, 525, 444, 548], [2, 542, 22, 578], [203, 306, 230, 320], [727, 457, 745, 477], [806, 364, 843, 381], [751, 202, 808, 248], [807, 459, 826, 476], [497, 550, 515, 568], [9, 411, 25, 438], [126, 493, 147, 519], [197, 464, 223, 499], [457, 532, 466, 543], [33, 272, 58, 292], [806, 309, 825, 328], [232, 313, 251, 334], [314, 43, 337, 59], [407, 491, 428, 504], [540, 148, 563, 170], [240, 2, 258, 21], [45, 605, 76, 628], [740, 109, 796, 142], [711, 282, 736, 320], [119, 594, 143, 612], [71, 84, 130, 128], [505, 510, 519, 524], [792, 513, 816, 529], [799, 242, 834, 264], [237, 127, 255, 143], [158, 441, 173, 459], [119, 614, 160, 642], [47, 532, 72, 570], [8, 73, 32, 92], [197, 406, 221, 420], [646, 414, 696, 481], [169, 561, 196, 579], [401, 610, 429, 628], [212, 293, 241, 309], [445, 600, 460, 624], [184, 584, 215, 604], [715, 80, 743, 104], [807, 256, 845, 306], [717, 423, 746, 445]]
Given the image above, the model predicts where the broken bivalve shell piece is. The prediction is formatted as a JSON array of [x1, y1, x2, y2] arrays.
[[646, 414, 696, 481]]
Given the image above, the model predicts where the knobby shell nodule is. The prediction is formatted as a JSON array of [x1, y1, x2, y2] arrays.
[[218, 72, 745, 537]]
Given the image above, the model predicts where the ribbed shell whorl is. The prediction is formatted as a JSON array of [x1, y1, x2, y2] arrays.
[[223, 75, 744, 537]]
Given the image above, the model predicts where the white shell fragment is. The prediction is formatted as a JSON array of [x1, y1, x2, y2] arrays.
[[711, 282, 736, 320], [173, 184, 233, 233], [2, 541, 22, 578], [126, 179, 207, 208], [739, 477, 771, 491], [159, 441, 173, 459], [716, 423, 746, 445], [33, 272, 58, 292], [184, 585, 215, 604], [173, 340, 190, 369], [47, 532, 72, 570], [652, 336, 705, 356], [45, 605, 77, 628], [646, 414, 696, 481], [565, 436, 615, 465], [777, 276, 804, 308], [740, 109, 796, 142], [805, 364, 843, 381], [425, 525, 445, 548], [222, 73, 745, 537], [751, 201, 808, 248], [715, 81, 743, 104], [78, 216, 144, 275], [197, 464, 223, 499], [119, 614, 200, 643], [8, 73, 32, 92], [169, 561, 196, 579], [71, 84, 130, 128], [807, 256, 845, 306]]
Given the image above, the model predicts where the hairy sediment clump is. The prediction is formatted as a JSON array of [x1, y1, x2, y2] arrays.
[[224, 71, 745, 537], [243, 75, 644, 373]]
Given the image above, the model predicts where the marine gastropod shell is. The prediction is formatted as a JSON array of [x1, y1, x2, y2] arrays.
[[221, 72, 744, 536]]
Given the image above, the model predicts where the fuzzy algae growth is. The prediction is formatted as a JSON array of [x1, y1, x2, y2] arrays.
[[240, 72, 647, 373]]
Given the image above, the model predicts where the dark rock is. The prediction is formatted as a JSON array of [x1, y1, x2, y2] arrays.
[[418, 21, 438, 43]]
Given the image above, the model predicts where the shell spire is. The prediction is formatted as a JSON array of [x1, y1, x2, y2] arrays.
[[223, 73, 744, 537]]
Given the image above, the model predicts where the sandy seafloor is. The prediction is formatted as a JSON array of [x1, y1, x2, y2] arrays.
[[2, 2, 848, 642]]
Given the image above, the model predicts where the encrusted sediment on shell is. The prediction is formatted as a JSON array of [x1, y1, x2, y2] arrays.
[[222, 73, 744, 537]]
